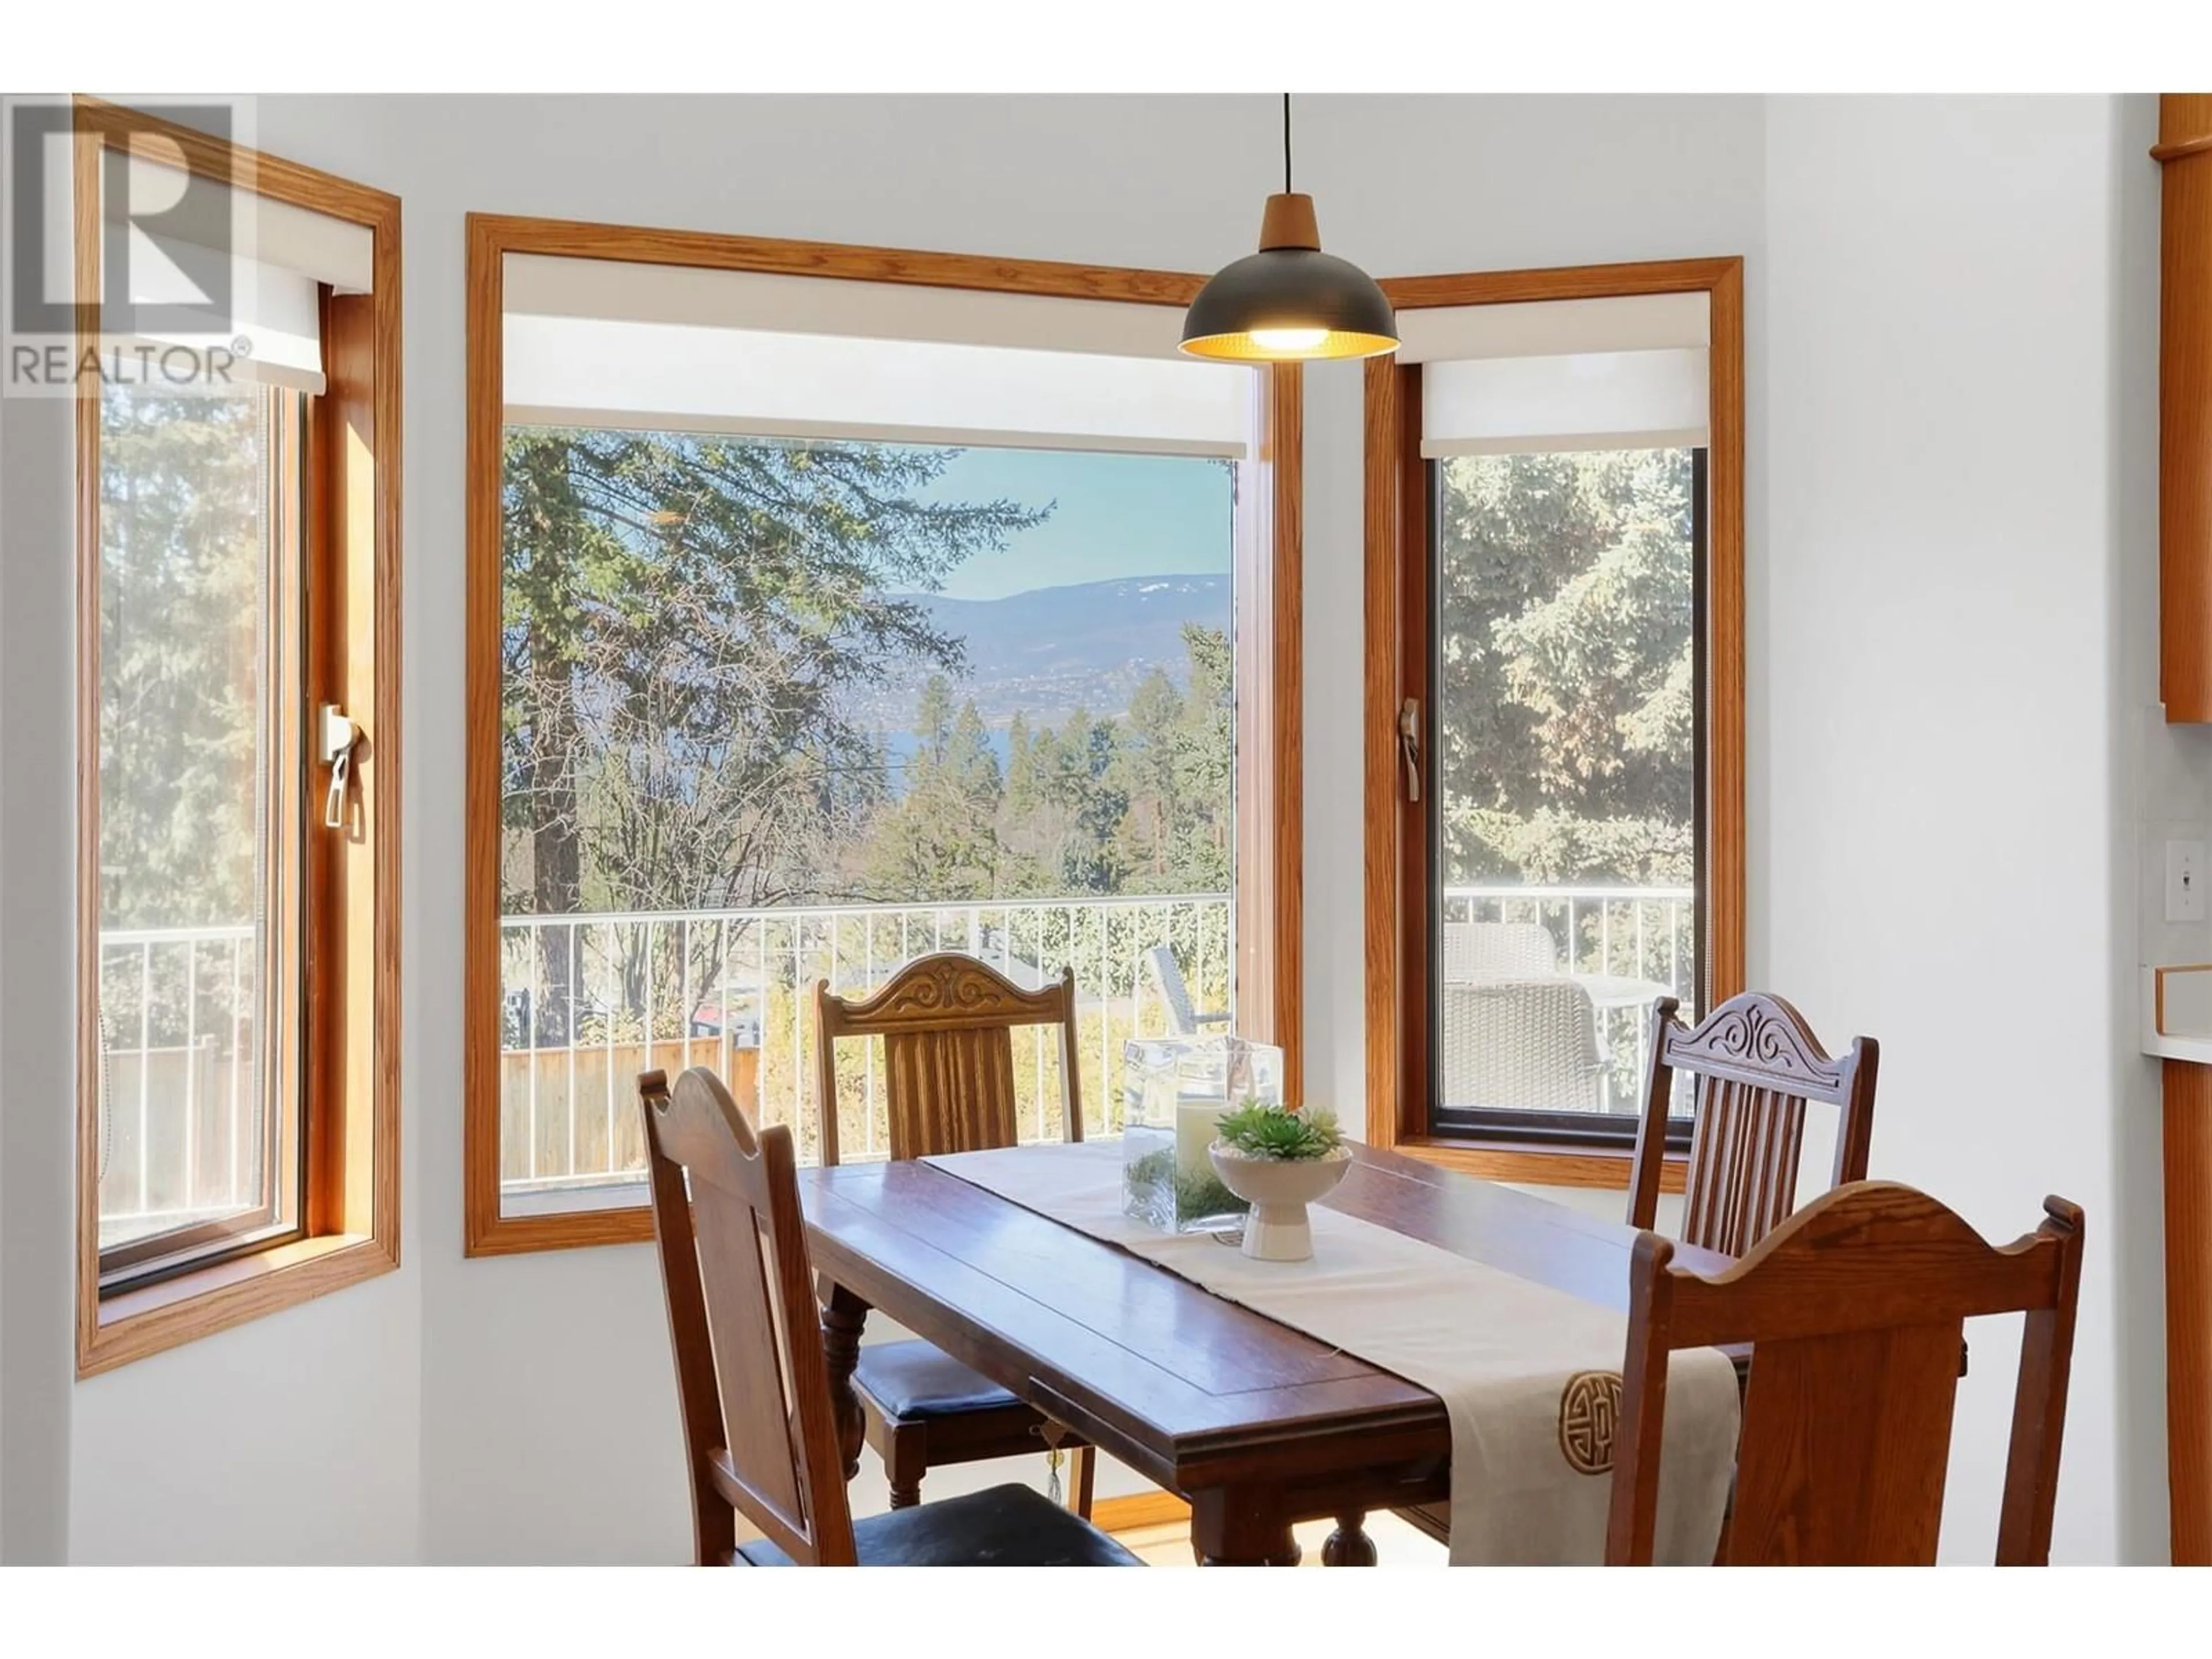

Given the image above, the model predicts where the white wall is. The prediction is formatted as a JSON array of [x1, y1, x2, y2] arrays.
[[0, 315, 78, 1565], [1760, 93, 2165, 1563], [0, 92, 2164, 1564], [308, 90, 1760, 1566]]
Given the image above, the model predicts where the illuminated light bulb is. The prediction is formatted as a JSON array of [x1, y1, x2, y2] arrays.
[[1248, 327, 1329, 353]]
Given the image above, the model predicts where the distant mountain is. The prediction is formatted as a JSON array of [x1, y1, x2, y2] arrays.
[[847, 574, 1231, 742]]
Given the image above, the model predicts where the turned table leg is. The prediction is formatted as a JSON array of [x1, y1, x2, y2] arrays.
[[819, 1281, 870, 1482], [1322, 1510, 1378, 1566], [1190, 1487, 1301, 1566]]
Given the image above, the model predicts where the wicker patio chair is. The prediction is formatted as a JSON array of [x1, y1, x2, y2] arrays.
[[1441, 921, 1560, 983], [1437, 978, 1607, 1112]]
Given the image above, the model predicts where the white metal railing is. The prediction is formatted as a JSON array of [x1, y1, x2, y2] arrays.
[[94, 922, 261, 1240], [1442, 883, 1696, 995], [92, 882, 1694, 1222], [496, 893, 1234, 1197]]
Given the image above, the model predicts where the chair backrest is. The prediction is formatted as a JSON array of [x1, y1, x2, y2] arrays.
[[1607, 1180, 2085, 1566], [1145, 945, 1200, 1035], [639, 1066, 857, 1566], [1437, 978, 1605, 1111], [813, 951, 1084, 1165], [1626, 991, 1879, 1257], [1442, 921, 1559, 982]]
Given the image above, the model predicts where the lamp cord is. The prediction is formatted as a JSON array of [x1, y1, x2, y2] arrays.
[[1283, 92, 1293, 195]]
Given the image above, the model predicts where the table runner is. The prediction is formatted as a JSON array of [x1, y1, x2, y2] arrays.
[[923, 1139, 1739, 1566]]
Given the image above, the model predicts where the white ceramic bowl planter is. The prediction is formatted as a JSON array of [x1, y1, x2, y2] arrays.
[[1208, 1142, 1354, 1262]]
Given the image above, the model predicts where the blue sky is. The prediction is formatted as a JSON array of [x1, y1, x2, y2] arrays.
[[918, 446, 1234, 601]]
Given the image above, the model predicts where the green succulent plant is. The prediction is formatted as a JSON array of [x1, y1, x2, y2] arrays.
[[1213, 1103, 1344, 1161]]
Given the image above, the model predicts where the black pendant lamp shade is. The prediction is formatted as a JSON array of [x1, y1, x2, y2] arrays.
[[1180, 97, 1398, 363]]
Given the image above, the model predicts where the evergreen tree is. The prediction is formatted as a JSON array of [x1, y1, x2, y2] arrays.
[[97, 385, 270, 934], [502, 431, 1044, 920], [1434, 449, 1694, 887], [865, 695, 1007, 899], [502, 430, 1044, 1021]]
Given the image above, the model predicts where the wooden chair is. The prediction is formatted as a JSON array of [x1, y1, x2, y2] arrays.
[[814, 952, 1096, 1517], [1627, 991, 1879, 1257], [637, 1065, 1139, 1567], [1607, 1180, 2085, 1566]]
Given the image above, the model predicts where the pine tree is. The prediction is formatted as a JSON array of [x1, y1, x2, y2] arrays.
[[1433, 449, 1695, 887]]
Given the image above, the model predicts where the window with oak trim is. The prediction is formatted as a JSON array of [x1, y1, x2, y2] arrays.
[[1363, 262, 1744, 1186], [464, 215, 1301, 1257], [72, 98, 400, 1374]]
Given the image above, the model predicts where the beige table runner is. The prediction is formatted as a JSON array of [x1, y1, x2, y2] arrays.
[[924, 1139, 1738, 1566]]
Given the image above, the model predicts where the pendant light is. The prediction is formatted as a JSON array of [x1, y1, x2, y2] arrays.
[[1180, 94, 1399, 363]]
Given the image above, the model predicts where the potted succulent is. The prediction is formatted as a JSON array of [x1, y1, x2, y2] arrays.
[[1207, 1103, 1351, 1262]]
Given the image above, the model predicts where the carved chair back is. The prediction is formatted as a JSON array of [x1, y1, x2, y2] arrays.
[[639, 1066, 857, 1566], [813, 952, 1084, 1165], [1627, 991, 1878, 1257], [1608, 1180, 2085, 1566]]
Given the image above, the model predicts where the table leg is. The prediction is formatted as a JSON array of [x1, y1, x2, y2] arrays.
[[1322, 1510, 1377, 1566], [1190, 1487, 1301, 1566], [819, 1281, 870, 1481]]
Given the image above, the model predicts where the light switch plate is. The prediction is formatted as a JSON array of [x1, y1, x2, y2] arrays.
[[2169, 839, 2208, 923]]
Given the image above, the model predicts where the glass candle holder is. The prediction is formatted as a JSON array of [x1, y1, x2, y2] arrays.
[[1119, 1033, 1284, 1233]]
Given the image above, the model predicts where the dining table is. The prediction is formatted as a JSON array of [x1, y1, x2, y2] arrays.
[[799, 1139, 1734, 1566]]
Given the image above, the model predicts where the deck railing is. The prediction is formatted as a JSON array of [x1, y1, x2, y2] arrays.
[[93, 923, 263, 1244], [92, 882, 1698, 1223], [494, 893, 1235, 1198]]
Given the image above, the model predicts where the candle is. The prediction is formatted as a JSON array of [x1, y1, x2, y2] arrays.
[[1176, 1097, 1228, 1179]]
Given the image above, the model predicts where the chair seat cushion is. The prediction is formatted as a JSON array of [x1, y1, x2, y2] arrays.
[[854, 1339, 1022, 1419], [737, 1482, 1141, 1567]]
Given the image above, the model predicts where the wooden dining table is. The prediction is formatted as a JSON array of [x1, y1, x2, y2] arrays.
[[799, 1139, 1733, 1566]]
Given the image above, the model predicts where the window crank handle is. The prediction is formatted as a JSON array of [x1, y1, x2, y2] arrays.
[[323, 747, 353, 830], [320, 704, 360, 830]]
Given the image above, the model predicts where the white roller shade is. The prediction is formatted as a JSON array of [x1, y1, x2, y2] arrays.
[[505, 315, 1247, 457], [100, 153, 373, 393], [503, 254, 1251, 457], [1421, 348, 1709, 458], [1410, 290, 1711, 457]]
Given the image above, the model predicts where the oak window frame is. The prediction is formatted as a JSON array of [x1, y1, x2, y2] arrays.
[[73, 97, 403, 1376], [1362, 257, 1745, 1193], [462, 214, 1302, 1256]]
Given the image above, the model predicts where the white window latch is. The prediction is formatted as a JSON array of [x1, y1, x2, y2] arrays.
[[320, 704, 361, 830]]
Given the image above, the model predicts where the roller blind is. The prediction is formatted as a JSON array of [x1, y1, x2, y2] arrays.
[[503, 253, 1250, 459], [1421, 349, 1709, 458], [1412, 291, 1710, 458], [100, 153, 373, 394]]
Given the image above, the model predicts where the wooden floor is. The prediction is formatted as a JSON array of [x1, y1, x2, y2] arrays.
[[1112, 1509, 1448, 1567]]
